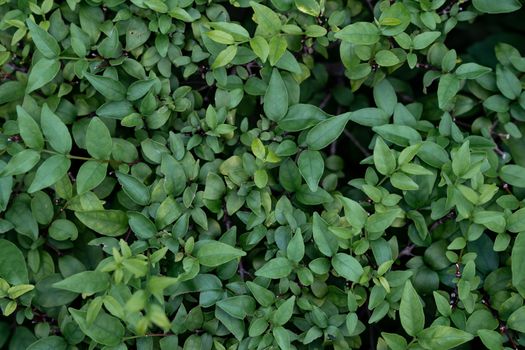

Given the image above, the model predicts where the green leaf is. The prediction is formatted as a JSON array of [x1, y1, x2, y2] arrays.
[[373, 124, 421, 146], [287, 230, 305, 263], [69, 309, 125, 346], [211, 45, 237, 69], [332, 253, 363, 282], [26, 19, 60, 58], [349, 108, 390, 127], [263, 68, 288, 121], [127, 212, 157, 239], [0, 149, 40, 176], [268, 36, 287, 66], [417, 325, 474, 349], [273, 326, 291, 350], [412, 31, 441, 50], [255, 257, 293, 279], [335, 22, 380, 45], [472, 0, 521, 13], [217, 296, 256, 319], [84, 73, 126, 101], [294, 0, 320, 16], [17, 106, 44, 150], [306, 113, 351, 150], [477, 330, 503, 350], [373, 137, 396, 175], [500, 165, 525, 187], [116, 172, 150, 206], [76, 161, 107, 194], [437, 74, 460, 111], [27, 336, 68, 350], [399, 280, 425, 336], [511, 232, 525, 298], [250, 36, 269, 62], [86, 117, 112, 160], [496, 65, 521, 100], [41, 104, 72, 154], [508, 306, 525, 332], [28, 155, 71, 193], [391, 172, 419, 190], [125, 18, 151, 51], [373, 80, 397, 116], [195, 240, 246, 267], [53, 271, 110, 294], [26, 58, 60, 93], [375, 50, 400, 67], [312, 213, 338, 256], [508, 208, 525, 233], [272, 296, 295, 325], [75, 210, 128, 236], [278, 104, 328, 131], [203, 173, 226, 200], [455, 63, 492, 79], [366, 209, 400, 233], [298, 150, 324, 192], [250, 1, 282, 36], [0, 239, 29, 284]]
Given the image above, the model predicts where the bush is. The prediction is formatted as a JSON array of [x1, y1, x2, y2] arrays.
[[1, 0, 525, 348]]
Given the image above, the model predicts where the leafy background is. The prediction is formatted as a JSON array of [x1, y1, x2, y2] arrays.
[[1, 0, 525, 349]]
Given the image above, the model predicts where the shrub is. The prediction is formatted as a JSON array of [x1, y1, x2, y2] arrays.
[[1, 0, 525, 349]]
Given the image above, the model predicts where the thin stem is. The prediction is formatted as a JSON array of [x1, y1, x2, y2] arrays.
[[123, 333, 173, 341], [343, 130, 371, 156], [42, 150, 115, 164]]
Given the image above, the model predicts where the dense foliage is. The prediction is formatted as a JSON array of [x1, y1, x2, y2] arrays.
[[1, 0, 525, 349]]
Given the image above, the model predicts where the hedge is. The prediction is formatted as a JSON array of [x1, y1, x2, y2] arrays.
[[1, 0, 525, 349]]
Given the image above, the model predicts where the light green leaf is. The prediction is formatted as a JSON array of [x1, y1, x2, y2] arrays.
[[53, 271, 110, 294], [418, 325, 474, 349], [75, 210, 128, 236], [373, 137, 396, 175], [211, 45, 237, 69], [437, 74, 460, 111], [116, 172, 150, 206], [332, 253, 363, 282], [335, 22, 380, 45], [399, 280, 424, 336]]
